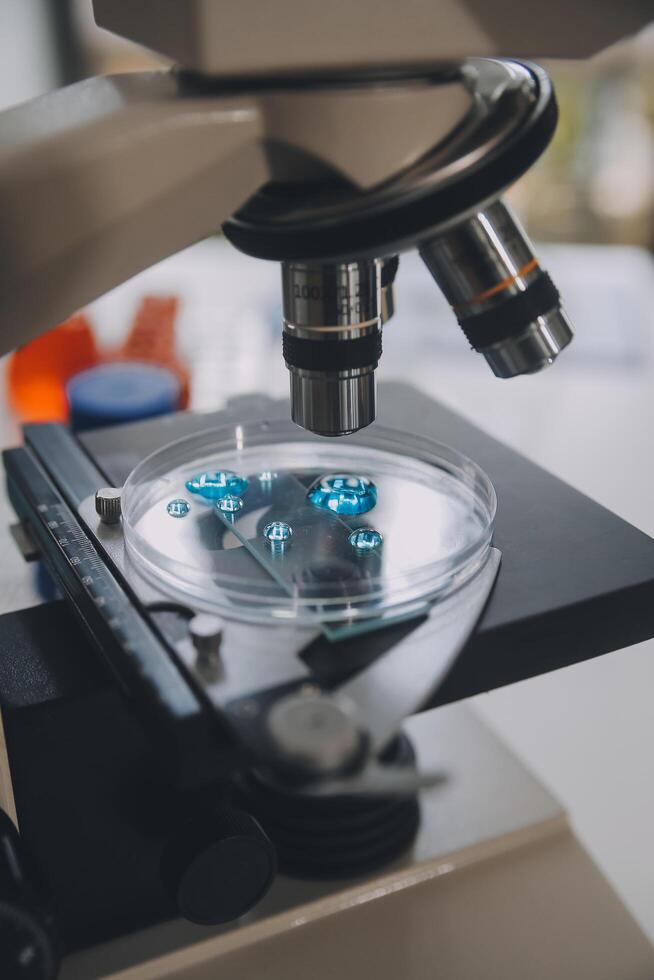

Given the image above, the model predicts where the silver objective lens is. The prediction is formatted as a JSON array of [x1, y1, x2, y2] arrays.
[[282, 260, 382, 437], [420, 199, 572, 377]]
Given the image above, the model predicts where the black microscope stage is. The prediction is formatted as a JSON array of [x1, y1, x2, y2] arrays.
[[24, 379, 654, 702], [2, 381, 654, 952]]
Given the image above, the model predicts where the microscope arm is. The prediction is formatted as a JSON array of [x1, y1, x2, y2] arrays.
[[0, 71, 468, 356], [0, 72, 269, 354]]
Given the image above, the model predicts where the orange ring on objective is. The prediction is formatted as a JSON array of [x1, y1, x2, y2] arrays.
[[455, 257, 540, 310]]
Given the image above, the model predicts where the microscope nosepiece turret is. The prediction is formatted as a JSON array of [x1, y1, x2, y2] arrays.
[[222, 60, 575, 433]]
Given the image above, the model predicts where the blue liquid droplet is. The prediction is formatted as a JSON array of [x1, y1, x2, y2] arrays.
[[216, 494, 243, 514], [167, 498, 190, 518], [186, 470, 248, 500], [308, 474, 377, 515], [263, 521, 293, 545], [349, 527, 383, 553]]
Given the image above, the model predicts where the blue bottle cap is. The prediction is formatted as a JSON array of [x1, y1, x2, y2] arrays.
[[66, 362, 181, 432]]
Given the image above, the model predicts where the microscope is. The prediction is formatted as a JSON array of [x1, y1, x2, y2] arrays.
[[1, 3, 654, 978], [8, 2, 648, 431]]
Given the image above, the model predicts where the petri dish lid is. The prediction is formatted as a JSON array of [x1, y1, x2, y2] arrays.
[[121, 419, 496, 635]]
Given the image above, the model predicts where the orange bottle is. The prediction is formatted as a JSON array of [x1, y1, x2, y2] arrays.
[[6, 314, 99, 423], [114, 296, 190, 408]]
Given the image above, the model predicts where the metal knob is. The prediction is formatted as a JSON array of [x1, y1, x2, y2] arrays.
[[94, 487, 122, 525], [0, 809, 59, 980], [380, 255, 399, 325], [161, 808, 276, 925], [189, 614, 223, 668], [267, 687, 362, 775]]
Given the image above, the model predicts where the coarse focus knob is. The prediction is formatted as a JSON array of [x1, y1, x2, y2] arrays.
[[94, 487, 122, 525], [161, 808, 276, 925], [0, 809, 60, 980]]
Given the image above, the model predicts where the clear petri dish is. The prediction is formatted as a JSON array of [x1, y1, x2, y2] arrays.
[[121, 419, 496, 635]]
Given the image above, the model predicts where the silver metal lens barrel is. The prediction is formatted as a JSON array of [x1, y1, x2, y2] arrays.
[[282, 260, 382, 437], [481, 308, 573, 378], [289, 369, 376, 438], [419, 199, 572, 377]]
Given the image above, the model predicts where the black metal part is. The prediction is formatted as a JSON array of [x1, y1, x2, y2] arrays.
[[380, 255, 400, 289], [0, 608, 260, 950], [0, 809, 59, 980], [282, 331, 382, 372], [161, 808, 276, 924], [22, 422, 111, 508], [0, 610, 176, 950], [3, 386, 654, 947], [2, 443, 216, 787], [46, 0, 89, 87], [223, 61, 557, 262], [459, 271, 560, 349], [178, 63, 463, 96]]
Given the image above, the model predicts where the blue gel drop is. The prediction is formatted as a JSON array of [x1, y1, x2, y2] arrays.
[[185, 470, 248, 500], [167, 498, 190, 518], [263, 521, 293, 547], [216, 494, 244, 515], [349, 527, 383, 553], [308, 474, 377, 515]]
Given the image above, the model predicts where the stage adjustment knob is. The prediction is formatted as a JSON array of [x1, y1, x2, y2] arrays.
[[161, 808, 276, 925], [94, 487, 122, 525]]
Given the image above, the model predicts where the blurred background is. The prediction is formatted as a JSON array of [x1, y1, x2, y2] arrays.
[[1, 0, 654, 945]]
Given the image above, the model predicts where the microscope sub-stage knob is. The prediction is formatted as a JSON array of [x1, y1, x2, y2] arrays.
[[161, 808, 276, 925], [266, 688, 363, 776]]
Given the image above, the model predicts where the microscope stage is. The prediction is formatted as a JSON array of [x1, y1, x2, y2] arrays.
[[67, 382, 654, 703]]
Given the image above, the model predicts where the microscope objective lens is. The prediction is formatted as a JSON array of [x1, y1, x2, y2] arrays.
[[349, 527, 383, 553], [186, 470, 249, 500], [216, 494, 244, 515], [167, 498, 191, 518], [307, 475, 377, 516]]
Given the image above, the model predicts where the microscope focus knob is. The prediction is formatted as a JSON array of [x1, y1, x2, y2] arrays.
[[161, 808, 276, 925], [0, 810, 59, 980], [94, 487, 122, 525]]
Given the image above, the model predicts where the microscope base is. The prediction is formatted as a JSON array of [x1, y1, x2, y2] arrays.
[[32, 705, 649, 980]]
